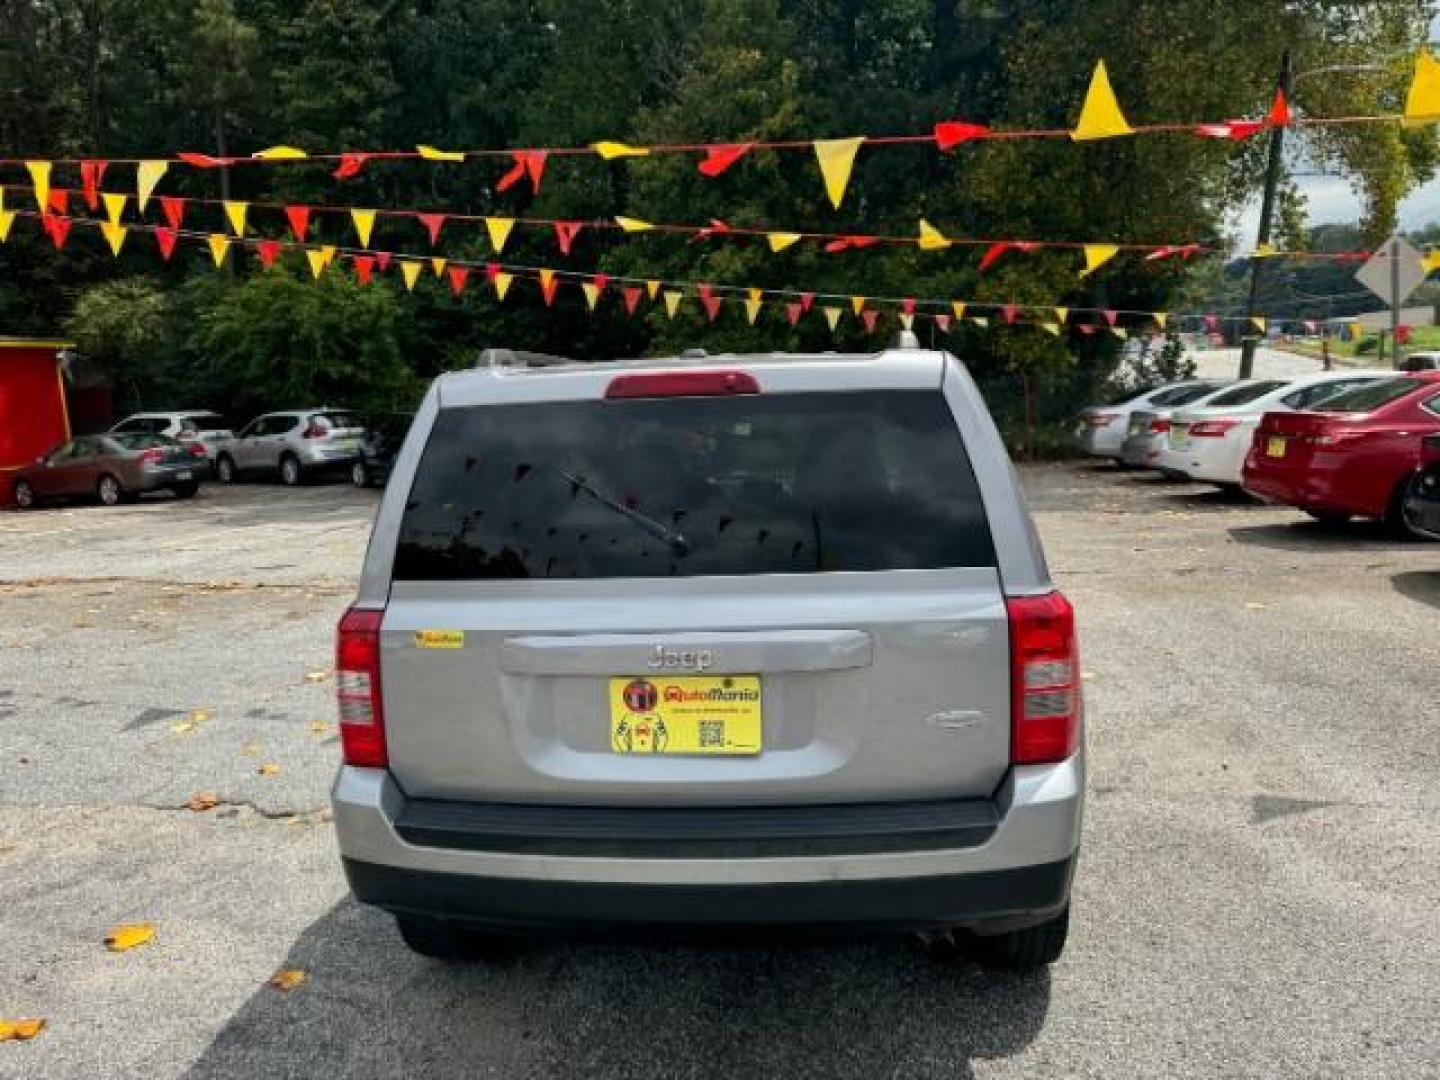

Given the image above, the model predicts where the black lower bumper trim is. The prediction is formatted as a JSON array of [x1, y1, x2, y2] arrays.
[[342, 856, 1075, 934]]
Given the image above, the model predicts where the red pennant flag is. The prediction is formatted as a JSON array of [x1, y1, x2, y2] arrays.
[[979, 242, 1012, 272], [554, 221, 583, 254], [1077, 324, 1098, 336], [284, 205, 311, 242], [701, 294, 723, 322], [154, 227, 178, 261], [861, 309, 879, 333], [158, 196, 186, 231], [540, 273, 559, 306], [785, 302, 803, 326], [1179, 244, 1202, 260], [1002, 304, 1019, 325], [178, 152, 230, 168], [47, 188, 69, 215], [418, 213, 445, 246], [497, 150, 547, 194], [698, 283, 715, 305], [694, 219, 732, 241], [824, 235, 879, 253], [447, 265, 469, 296], [901, 298, 916, 316], [79, 161, 107, 210], [623, 286, 643, 314], [800, 292, 815, 313], [256, 239, 281, 268], [934, 314, 952, 332], [374, 251, 392, 272], [1145, 246, 1179, 261], [933, 121, 990, 151], [1266, 88, 1291, 127], [1204, 314, 1219, 332], [1103, 310, 1119, 326], [42, 214, 70, 249], [352, 254, 375, 285], [333, 153, 369, 180], [697, 143, 753, 177], [1195, 119, 1265, 140], [592, 272, 610, 294], [484, 261, 501, 282]]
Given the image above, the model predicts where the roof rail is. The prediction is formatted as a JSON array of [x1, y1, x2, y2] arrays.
[[479, 348, 577, 371]]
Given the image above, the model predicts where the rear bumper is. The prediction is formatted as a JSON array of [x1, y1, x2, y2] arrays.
[[1244, 465, 1385, 518], [1120, 434, 1164, 467], [331, 756, 1083, 933]]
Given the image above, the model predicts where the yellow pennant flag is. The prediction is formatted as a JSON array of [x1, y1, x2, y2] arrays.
[[1348, 321, 1364, 341], [664, 290, 683, 319], [208, 234, 230, 268], [1251, 316, 1267, 335], [971, 316, 989, 329], [1154, 312, 1169, 329], [318, 244, 337, 269], [417, 144, 464, 162], [1071, 60, 1134, 141], [767, 232, 802, 252], [1252, 242, 1277, 259], [917, 219, 951, 251], [494, 271, 514, 300], [1042, 322, 1062, 336], [223, 200, 248, 236], [582, 282, 601, 311], [1081, 243, 1119, 277], [850, 295, 867, 317], [400, 260, 422, 291], [1405, 51, 1440, 124], [1424, 250, 1440, 274], [824, 306, 843, 332], [0, 209, 14, 242], [1054, 307, 1069, 324], [25, 161, 50, 212], [102, 192, 128, 226], [745, 289, 763, 325], [484, 217, 516, 252], [430, 257, 447, 278], [592, 141, 650, 160], [615, 216, 654, 234], [813, 137, 865, 209], [539, 268, 556, 295], [351, 209, 377, 247], [306, 249, 328, 279], [952, 301, 967, 320], [254, 145, 307, 160], [646, 279, 662, 300], [1110, 326, 1127, 339], [136, 161, 168, 210], [100, 221, 127, 256]]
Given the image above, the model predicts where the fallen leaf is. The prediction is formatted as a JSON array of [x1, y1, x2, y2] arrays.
[[284, 815, 302, 827], [190, 708, 212, 723], [308, 721, 331, 736], [186, 791, 219, 812], [105, 923, 155, 952], [1245, 602, 1268, 610], [1081, 671, 1097, 681], [303, 670, 330, 684], [257, 763, 280, 777], [0, 1018, 46, 1042], [170, 721, 196, 735], [268, 969, 307, 992], [241, 742, 261, 757]]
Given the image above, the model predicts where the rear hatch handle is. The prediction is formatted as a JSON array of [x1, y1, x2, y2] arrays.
[[501, 630, 872, 676]]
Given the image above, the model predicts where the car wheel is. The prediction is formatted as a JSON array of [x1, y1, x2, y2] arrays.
[[12, 480, 36, 509], [172, 481, 200, 499], [351, 461, 370, 488], [394, 915, 515, 961], [1303, 508, 1351, 527], [96, 474, 123, 506], [216, 455, 238, 484], [1386, 474, 1434, 540], [279, 454, 303, 487], [964, 908, 1070, 972]]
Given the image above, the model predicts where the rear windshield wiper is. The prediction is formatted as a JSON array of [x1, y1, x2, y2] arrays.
[[558, 469, 690, 556]]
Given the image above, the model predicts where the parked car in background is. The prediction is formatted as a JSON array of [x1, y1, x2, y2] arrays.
[[1242, 372, 1440, 537], [110, 411, 234, 472], [1158, 370, 1390, 492], [1077, 380, 1229, 462], [216, 409, 365, 486], [1400, 352, 1440, 372], [1119, 381, 1242, 469], [1402, 433, 1440, 538], [11, 433, 204, 508], [351, 412, 415, 488]]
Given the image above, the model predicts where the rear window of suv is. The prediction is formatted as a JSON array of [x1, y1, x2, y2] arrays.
[[394, 390, 997, 579]]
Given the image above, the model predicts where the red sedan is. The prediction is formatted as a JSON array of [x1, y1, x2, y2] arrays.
[[1242, 371, 1440, 537]]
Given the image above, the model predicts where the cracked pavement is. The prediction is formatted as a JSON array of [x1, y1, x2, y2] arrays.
[[2, 470, 1438, 1079]]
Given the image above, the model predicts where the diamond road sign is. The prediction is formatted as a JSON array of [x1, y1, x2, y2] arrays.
[[1355, 235, 1427, 308]]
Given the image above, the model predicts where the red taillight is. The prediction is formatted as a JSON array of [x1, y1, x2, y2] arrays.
[[605, 371, 760, 399], [188, 443, 207, 458], [336, 607, 387, 768], [140, 448, 165, 464], [302, 422, 325, 439], [1147, 418, 1172, 434], [1084, 412, 1119, 427], [1189, 419, 1240, 438], [1007, 592, 1080, 766]]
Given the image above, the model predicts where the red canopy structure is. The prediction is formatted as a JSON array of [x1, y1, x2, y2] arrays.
[[0, 339, 74, 506]]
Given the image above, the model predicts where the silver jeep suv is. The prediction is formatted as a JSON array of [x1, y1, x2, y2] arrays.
[[332, 346, 1083, 969]]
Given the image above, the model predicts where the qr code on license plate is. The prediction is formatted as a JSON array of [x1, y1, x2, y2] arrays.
[[698, 720, 725, 748]]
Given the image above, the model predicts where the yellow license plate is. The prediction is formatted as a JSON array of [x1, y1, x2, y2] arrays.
[[609, 675, 762, 756], [1266, 436, 1287, 458]]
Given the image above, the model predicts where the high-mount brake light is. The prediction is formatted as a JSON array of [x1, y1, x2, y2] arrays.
[[605, 371, 760, 399]]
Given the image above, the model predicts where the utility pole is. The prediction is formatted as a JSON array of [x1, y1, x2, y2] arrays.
[[1239, 51, 1294, 380], [1391, 235, 1404, 370]]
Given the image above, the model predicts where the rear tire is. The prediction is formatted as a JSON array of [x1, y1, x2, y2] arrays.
[[12, 480, 36, 509], [351, 461, 370, 488], [966, 907, 1070, 971], [1386, 474, 1434, 540], [172, 481, 200, 499], [216, 455, 238, 484], [395, 915, 513, 961], [279, 454, 303, 487], [97, 474, 123, 506]]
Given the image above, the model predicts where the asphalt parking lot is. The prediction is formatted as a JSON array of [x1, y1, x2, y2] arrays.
[[2, 470, 1437, 1079]]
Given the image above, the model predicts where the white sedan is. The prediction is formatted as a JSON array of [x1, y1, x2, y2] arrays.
[[1077, 381, 1229, 461], [1158, 370, 1391, 490]]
